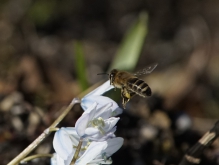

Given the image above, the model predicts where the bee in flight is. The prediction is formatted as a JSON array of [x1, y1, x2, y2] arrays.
[[98, 64, 158, 109]]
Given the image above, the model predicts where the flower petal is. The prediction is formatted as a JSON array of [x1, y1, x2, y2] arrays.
[[50, 153, 58, 165], [75, 113, 90, 137], [83, 102, 98, 115], [75, 141, 107, 165], [94, 103, 113, 119], [104, 137, 124, 156], [91, 128, 116, 142], [112, 107, 123, 117], [86, 103, 98, 122], [103, 117, 120, 132], [52, 152, 74, 165], [84, 80, 114, 97], [53, 128, 74, 160], [88, 158, 112, 165], [88, 158, 104, 163], [88, 126, 116, 142], [61, 127, 80, 146], [84, 127, 99, 136], [64, 153, 74, 165]]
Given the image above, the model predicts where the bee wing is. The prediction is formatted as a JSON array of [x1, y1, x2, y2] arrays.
[[134, 63, 158, 76]]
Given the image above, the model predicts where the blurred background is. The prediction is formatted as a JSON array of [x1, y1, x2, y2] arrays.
[[1, 0, 219, 164]]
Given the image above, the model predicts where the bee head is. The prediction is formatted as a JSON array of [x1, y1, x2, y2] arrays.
[[109, 69, 118, 85], [97, 69, 118, 85]]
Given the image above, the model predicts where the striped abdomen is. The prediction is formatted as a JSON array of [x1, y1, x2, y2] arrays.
[[127, 78, 151, 97]]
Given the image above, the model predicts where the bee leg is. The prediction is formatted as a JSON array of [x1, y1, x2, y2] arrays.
[[121, 87, 131, 109], [123, 92, 136, 108], [122, 97, 129, 109], [121, 87, 124, 98], [129, 92, 136, 99]]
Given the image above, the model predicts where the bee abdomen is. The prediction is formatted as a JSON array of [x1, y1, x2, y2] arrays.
[[127, 78, 151, 97]]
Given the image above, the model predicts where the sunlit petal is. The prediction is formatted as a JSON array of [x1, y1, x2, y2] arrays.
[[84, 80, 114, 97], [81, 96, 118, 111], [75, 113, 90, 137]]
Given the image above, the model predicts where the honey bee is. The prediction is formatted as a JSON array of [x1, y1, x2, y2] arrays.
[[99, 64, 157, 109]]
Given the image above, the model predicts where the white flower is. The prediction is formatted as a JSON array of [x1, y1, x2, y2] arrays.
[[52, 127, 123, 165], [52, 80, 124, 165], [75, 102, 120, 141]]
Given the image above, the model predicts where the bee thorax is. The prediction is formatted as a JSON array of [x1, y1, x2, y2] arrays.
[[113, 83, 122, 88]]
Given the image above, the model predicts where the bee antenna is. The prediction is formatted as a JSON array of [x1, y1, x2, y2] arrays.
[[97, 73, 109, 75]]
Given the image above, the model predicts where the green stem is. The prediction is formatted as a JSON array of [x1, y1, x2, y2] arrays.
[[20, 154, 53, 163]]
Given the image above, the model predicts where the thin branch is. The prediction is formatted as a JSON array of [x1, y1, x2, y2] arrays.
[[71, 138, 83, 165], [7, 98, 81, 165], [48, 127, 60, 132]]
